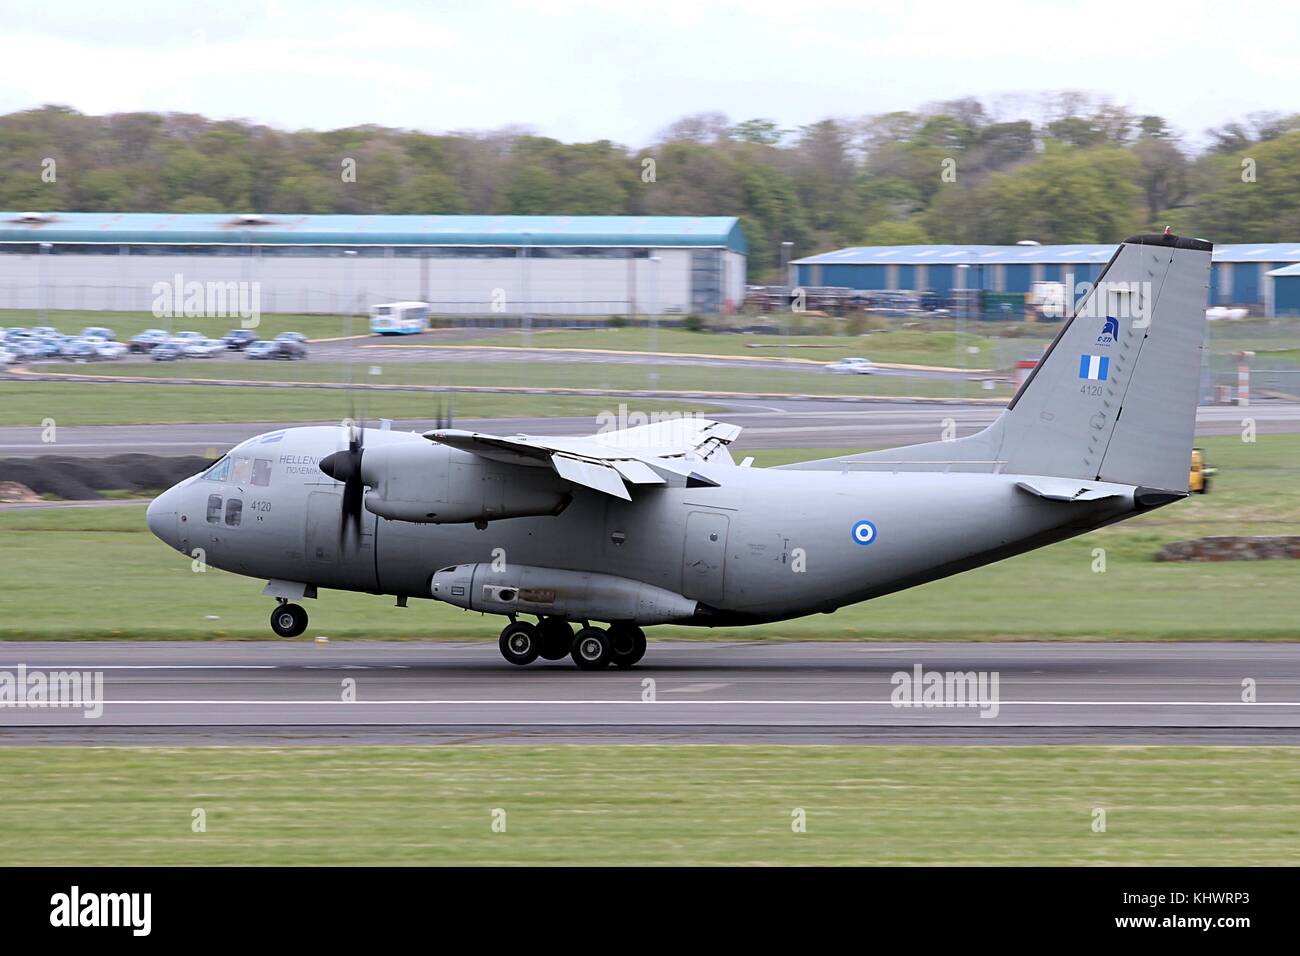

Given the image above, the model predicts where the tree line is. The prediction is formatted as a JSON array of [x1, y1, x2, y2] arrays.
[[2, 94, 1298, 280]]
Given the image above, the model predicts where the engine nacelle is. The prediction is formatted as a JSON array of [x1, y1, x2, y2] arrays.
[[361, 442, 569, 524], [431, 563, 700, 625]]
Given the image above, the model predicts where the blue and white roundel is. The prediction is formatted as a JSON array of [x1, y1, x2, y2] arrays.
[[851, 520, 878, 546]]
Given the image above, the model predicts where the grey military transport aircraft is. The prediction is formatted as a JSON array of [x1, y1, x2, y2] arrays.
[[147, 232, 1211, 669]]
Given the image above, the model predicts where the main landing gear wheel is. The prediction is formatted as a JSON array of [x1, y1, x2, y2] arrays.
[[499, 621, 541, 666], [537, 618, 574, 661], [571, 626, 612, 670], [608, 624, 647, 669], [270, 602, 308, 638]]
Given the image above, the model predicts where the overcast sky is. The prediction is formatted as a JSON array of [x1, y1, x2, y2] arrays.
[[0, 0, 1292, 146]]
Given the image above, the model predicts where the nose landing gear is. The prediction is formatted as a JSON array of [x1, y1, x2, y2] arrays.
[[270, 601, 308, 637]]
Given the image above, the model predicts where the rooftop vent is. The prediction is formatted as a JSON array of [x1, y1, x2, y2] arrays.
[[13, 212, 52, 224], [231, 214, 272, 226]]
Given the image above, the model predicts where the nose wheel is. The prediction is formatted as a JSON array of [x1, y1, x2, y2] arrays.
[[270, 602, 308, 637]]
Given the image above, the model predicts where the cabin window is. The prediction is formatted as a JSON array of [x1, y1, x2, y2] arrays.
[[225, 498, 243, 527], [206, 494, 223, 523]]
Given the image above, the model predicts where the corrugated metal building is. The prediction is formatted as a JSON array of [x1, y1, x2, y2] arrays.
[[0, 212, 747, 316], [1266, 263, 1300, 317], [793, 242, 1300, 315]]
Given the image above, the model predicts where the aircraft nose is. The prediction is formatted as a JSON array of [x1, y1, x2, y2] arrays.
[[146, 486, 179, 548]]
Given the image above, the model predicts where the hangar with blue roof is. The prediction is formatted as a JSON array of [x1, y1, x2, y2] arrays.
[[0, 212, 747, 316], [792, 241, 1300, 316]]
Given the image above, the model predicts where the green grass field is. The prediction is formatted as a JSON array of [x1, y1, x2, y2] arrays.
[[0, 308, 1033, 365], [451, 325, 1022, 367], [1, 435, 1294, 641], [0, 745, 1294, 865], [0, 381, 722, 427]]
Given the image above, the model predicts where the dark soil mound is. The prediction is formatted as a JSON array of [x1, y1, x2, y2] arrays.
[[0, 455, 209, 500]]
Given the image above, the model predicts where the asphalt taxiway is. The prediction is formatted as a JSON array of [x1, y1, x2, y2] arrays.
[[1, 641, 1296, 745]]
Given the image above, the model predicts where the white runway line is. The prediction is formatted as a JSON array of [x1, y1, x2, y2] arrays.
[[83, 698, 1300, 707], [0, 664, 278, 670]]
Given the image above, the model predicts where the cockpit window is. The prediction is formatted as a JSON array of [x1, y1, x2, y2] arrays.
[[206, 494, 223, 523], [252, 459, 273, 487], [231, 457, 253, 485], [201, 457, 231, 482]]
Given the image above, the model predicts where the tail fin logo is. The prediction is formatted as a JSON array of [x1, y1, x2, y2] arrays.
[[1096, 315, 1119, 345], [1079, 354, 1110, 381]]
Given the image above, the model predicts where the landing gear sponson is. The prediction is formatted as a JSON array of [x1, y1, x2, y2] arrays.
[[500, 617, 647, 670]]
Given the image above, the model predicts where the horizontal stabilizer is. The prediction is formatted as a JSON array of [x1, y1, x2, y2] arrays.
[[1015, 478, 1130, 502]]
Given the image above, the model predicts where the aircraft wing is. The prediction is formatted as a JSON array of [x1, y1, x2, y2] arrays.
[[423, 418, 741, 500]]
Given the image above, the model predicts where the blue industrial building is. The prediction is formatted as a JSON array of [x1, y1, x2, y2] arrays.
[[1266, 263, 1300, 317], [793, 242, 1300, 316]]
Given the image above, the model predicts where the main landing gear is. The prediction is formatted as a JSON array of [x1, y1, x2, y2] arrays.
[[498, 618, 646, 670], [270, 600, 308, 637]]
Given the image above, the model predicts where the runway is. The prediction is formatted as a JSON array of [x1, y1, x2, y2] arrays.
[[2, 641, 1297, 745], [2, 399, 1296, 457]]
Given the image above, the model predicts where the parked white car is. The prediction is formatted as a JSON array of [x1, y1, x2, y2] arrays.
[[92, 341, 127, 360], [182, 338, 224, 358], [825, 357, 876, 374]]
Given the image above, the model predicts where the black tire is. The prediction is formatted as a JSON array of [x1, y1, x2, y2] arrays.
[[499, 621, 540, 666], [270, 603, 308, 638], [571, 627, 611, 670], [608, 624, 647, 669], [537, 618, 574, 660]]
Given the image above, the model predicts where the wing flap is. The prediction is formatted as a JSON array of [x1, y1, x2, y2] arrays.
[[424, 419, 739, 500], [612, 459, 667, 485], [551, 454, 632, 500]]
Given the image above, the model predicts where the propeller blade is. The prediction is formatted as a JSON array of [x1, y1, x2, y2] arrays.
[[320, 417, 366, 550], [433, 396, 454, 430]]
